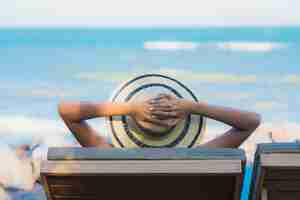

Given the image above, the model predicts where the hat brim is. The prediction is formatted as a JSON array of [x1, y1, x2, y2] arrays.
[[107, 74, 206, 148]]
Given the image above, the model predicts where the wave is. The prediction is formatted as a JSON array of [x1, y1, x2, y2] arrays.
[[144, 41, 287, 52], [144, 41, 199, 50], [215, 42, 287, 52]]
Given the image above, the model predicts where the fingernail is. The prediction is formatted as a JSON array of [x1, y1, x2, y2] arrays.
[[150, 100, 156, 104]]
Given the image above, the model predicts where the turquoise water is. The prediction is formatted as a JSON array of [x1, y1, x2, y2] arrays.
[[1, 27, 300, 139], [0, 27, 300, 199]]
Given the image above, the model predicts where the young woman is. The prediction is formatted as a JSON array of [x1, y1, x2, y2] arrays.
[[58, 94, 261, 148]]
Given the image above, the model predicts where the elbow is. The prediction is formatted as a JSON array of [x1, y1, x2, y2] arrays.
[[57, 101, 69, 120], [247, 112, 261, 131], [58, 101, 81, 123]]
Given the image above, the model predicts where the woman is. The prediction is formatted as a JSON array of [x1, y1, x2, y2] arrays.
[[58, 93, 261, 148]]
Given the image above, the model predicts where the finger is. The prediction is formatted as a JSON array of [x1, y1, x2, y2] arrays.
[[162, 117, 183, 127], [151, 99, 173, 106], [151, 106, 173, 112], [151, 93, 173, 102], [151, 110, 170, 117], [166, 119, 181, 127], [149, 98, 168, 105], [158, 93, 174, 100], [157, 93, 169, 98], [154, 95, 165, 101], [148, 104, 173, 113], [151, 110, 179, 118], [151, 114, 169, 120], [151, 102, 173, 108], [148, 105, 155, 112], [164, 94, 173, 99], [148, 99, 157, 105], [149, 94, 168, 102]]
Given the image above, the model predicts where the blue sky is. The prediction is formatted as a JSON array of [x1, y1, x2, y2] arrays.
[[1, 0, 300, 27]]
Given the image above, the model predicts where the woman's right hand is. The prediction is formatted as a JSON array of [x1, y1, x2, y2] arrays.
[[129, 100, 178, 128], [149, 94, 193, 119]]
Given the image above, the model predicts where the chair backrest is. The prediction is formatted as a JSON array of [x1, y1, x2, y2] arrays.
[[41, 147, 246, 200], [250, 143, 300, 200]]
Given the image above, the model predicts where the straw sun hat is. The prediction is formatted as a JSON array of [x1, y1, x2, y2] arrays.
[[107, 74, 206, 148]]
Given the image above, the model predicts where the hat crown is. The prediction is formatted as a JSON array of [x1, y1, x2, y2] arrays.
[[132, 118, 176, 138], [108, 74, 205, 148]]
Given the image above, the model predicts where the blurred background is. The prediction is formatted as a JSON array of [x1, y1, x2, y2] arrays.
[[0, 1, 300, 199]]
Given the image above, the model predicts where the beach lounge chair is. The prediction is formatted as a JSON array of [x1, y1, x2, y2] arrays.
[[41, 147, 246, 200], [250, 143, 300, 200]]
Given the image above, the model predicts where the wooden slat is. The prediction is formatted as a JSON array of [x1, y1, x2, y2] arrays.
[[48, 147, 246, 161], [53, 195, 96, 200], [41, 159, 242, 174], [261, 154, 300, 167], [256, 143, 300, 154], [268, 190, 300, 200], [265, 169, 300, 180], [264, 180, 300, 191], [46, 175, 237, 200]]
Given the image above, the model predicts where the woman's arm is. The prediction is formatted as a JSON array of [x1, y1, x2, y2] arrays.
[[186, 101, 261, 133], [58, 102, 125, 148], [58, 101, 173, 147], [185, 101, 261, 148], [58, 101, 132, 122], [150, 95, 261, 148]]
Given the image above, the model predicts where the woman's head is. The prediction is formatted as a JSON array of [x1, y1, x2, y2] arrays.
[[108, 74, 205, 148], [131, 93, 180, 137]]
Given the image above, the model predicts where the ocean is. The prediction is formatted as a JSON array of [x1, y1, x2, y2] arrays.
[[0, 27, 300, 199]]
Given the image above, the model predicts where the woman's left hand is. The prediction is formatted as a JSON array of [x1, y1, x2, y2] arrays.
[[129, 99, 177, 128], [149, 94, 191, 120]]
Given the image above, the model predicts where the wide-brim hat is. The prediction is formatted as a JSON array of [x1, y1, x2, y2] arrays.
[[107, 74, 206, 148]]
